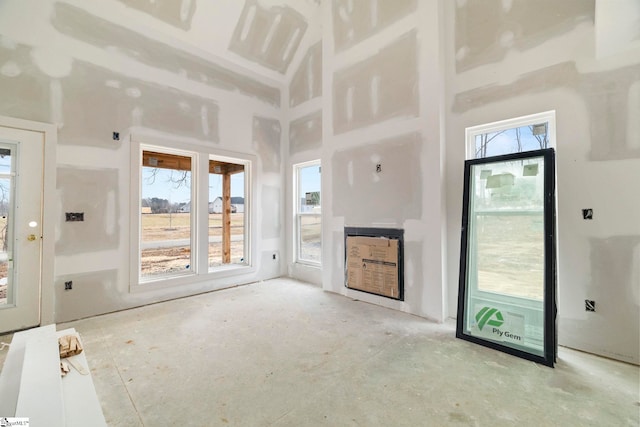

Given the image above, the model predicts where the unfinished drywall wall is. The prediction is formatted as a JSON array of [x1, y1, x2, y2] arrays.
[[332, 132, 422, 223], [401, 241, 425, 314], [56, 167, 119, 255], [0, 37, 50, 123], [289, 110, 322, 154], [596, 0, 640, 58], [332, 0, 417, 52], [60, 61, 220, 148], [55, 269, 120, 322], [0, 36, 221, 149], [53, 3, 281, 107], [117, 0, 197, 30], [283, 4, 323, 286], [253, 116, 281, 173], [229, 0, 307, 74], [445, 0, 640, 363], [454, 0, 594, 72], [261, 185, 281, 239], [314, 1, 447, 322], [453, 62, 640, 161], [0, 0, 287, 325], [578, 236, 640, 362], [333, 30, 418, 134], [289, 41, 322, 107]]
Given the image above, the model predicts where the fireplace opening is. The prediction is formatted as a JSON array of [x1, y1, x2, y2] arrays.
[[344, 227, 404, 301]]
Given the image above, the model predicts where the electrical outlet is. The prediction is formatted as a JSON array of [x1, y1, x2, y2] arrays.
[[65, 212, 84, 222], [65, 281, 73, 290], [585, 300, 595, 312], [272, 253, 277, 261], [112, 131, 120, 141], [376, 164, 382, 173]]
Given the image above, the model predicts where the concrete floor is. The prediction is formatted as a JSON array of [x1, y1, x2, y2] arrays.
[[1, 278, 639, 426]]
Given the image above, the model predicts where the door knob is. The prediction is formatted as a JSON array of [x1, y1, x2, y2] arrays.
[[27, 234, 37, 241]]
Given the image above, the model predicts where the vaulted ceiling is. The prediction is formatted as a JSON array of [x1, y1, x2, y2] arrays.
[[115, 0, 321, 83]]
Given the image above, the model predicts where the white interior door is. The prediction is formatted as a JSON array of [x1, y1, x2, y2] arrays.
[[0, 126, 43, 333]]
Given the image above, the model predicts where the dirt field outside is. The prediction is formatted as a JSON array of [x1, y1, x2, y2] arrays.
[[299, 215, 321, 262], [475, 214, 545, 300], [141, 212, 245, 277]]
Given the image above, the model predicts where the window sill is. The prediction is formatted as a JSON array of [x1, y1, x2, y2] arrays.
[[130, 264, 256, 293], [295, 260, 321, 269]]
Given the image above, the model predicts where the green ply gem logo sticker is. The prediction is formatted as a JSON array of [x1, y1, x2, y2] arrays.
[[475, 307, 504, 331]]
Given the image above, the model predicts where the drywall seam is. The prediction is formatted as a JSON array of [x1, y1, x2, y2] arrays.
[[253, 116, 282, 174], [417, 0, 448, 322], [55, 166, 120, 254], [331, 132, 422, 222], [52, 3, 282, 106], [454, 0, 595, 72], [58, 60, 221, 148], [453, 61, 640, 160], [289, 41, 322, 108], [61, 0, 286, 87], [331, 12, 419, 71], [288, 97, 322, 121], [229, 0, 308, 74], [329, 117, 423, 150], [289, 110, 322, 155], [332, 0, 417, 53], [116, 0, 197, 30], [333, 30, 419, 135]]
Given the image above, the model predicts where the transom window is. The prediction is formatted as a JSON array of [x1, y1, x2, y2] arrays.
[[466, 111, 556, 159]]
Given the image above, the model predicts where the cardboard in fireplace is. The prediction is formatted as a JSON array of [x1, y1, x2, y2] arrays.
[[344, 227, 404, 300]]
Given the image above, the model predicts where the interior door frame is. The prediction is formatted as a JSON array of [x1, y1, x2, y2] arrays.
[[0, 116, 57, 326]]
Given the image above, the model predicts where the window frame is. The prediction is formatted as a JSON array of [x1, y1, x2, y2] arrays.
[[130, 135, 255, 292], [465, 111, 556, 159], [293, 160, 321, 267], [463, 111, 557, 302], [207, 153, 251, 272], [139, 145, 197, 282]]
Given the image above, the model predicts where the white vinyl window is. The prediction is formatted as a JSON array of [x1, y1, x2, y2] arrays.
[[466, 111, 556, 159], [294, 160, 321, 265], [140, 147, 195, 280], [132, 138, 253, 289], [207, 155, 250, 270]]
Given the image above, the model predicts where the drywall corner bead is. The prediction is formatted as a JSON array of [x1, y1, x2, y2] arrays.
[[289, 41, 322, 108], [252, 116, 281, 173]]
